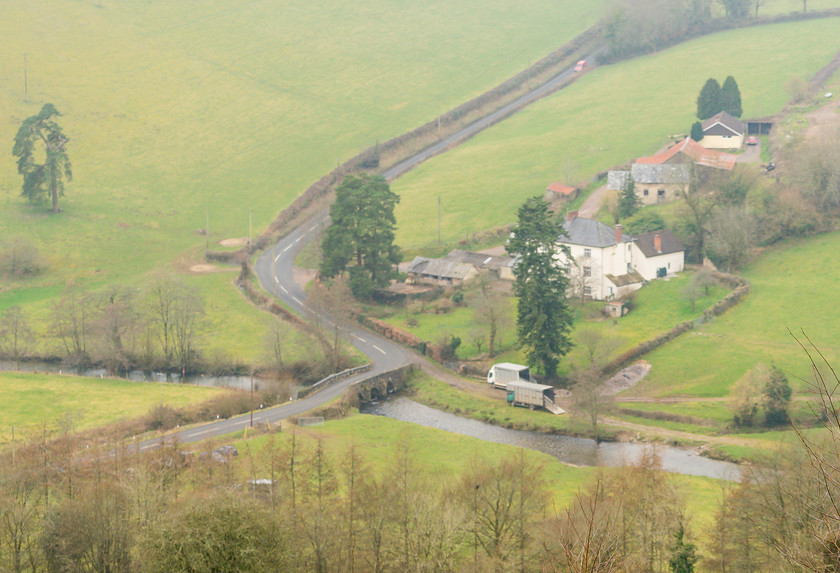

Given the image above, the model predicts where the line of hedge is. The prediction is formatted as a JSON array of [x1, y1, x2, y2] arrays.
[[235, 263, 306, 327], [205, 28, 600, 268], [603, 272, 750, 376]]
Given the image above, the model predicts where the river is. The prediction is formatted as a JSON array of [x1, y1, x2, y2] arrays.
[[361, 397, 742, 480], [0, 360, 281, 392]]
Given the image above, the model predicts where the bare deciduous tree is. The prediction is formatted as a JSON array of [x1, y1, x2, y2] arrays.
[[0, 306, 33, 369], [571, 330, 620, 440], [0, 237, 43, 278], [90, 286, 137, 375], [544, 480, 623, 573], [308, 276, 356, 373], [707, 205, 757, 272], [51, 287, 94, 365]]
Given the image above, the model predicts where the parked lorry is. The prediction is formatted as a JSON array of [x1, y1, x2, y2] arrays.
[[506, 381, 565, 415], [487, 363, 534, 389]]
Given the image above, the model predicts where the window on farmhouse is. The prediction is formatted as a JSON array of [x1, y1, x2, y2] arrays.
[[583, 266, 591, 277], [584, 248, 591, 258], [584, 286, 591, 296], [643, 189, 649, 196]]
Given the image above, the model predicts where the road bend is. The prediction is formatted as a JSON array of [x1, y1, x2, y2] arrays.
[[143, 49, 600, 449]]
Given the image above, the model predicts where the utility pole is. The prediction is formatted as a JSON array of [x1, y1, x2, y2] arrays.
[[272, 242, 277, 297], [249, 208, 252, 247], [438, 196, 442, 244], [205, 206, 209, 250], [250, 371, 254, 427], [23, 53, 28, 101]]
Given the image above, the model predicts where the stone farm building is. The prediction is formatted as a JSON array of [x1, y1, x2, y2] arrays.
[[406, 249, 516, 286], [608, 163, 690, 206], [635, 137, 737, 171], [556, 211, 685, 301]]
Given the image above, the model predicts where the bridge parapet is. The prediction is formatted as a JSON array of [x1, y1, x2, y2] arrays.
[[347, 364, 417, 406]]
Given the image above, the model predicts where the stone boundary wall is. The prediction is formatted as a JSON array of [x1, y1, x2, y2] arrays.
[[603, 272, 750, 375]]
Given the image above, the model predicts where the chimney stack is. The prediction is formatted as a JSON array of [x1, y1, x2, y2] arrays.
[[615, 224, 623, 244], [654, 232, 662, 254], [566, 210, 579, 223]]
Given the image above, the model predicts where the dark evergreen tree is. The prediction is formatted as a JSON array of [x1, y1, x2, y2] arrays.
[[320, 174, 401, 299], [763, 365, 792, 426], [618, 180, 641, 219], [12, 103, 72, 213], [507, 197, 573, 380], [690, 121, 704, 142], [696, 78, 722, 120], [668, 522, 700, 573], [720, 76, 743, 118]]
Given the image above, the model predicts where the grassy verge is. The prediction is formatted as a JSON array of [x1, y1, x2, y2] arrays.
[[0, 371, 222, 446]]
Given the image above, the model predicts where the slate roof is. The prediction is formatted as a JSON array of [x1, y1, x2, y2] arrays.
[[701, 111, 746, 136], [407, 257, 476, 281], [635, 138, 737, 171], [607, 170, 631, 191], [631, 163, 690, 185], [444, 249, 512, 270], [634, 229, 685, 257], [605, 271, 645, 287], [558, 217, 635, 248]]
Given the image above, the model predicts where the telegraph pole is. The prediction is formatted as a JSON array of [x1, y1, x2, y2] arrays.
[[438, 196, 442, 244], [23, 54, 28, 101]]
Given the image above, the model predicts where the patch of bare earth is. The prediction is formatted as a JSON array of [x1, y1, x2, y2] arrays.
[[189, 264, 221, 273], [804, 96, 840, 140], [219, 237, 249, 247], [292, 266, 317, 290]]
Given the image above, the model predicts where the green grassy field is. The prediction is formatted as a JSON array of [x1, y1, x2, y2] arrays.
[[0, 371, 221, 445], [228, 410, 724, 528], [392, 17, 840, 251], [625, 231, 840, 399], [380, 269, 728, 374], [0, 0, 608, 360]]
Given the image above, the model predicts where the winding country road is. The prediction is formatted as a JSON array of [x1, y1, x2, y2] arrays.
[[140, 50, 600, 450]]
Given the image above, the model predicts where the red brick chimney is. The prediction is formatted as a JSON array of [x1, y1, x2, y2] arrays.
[[615, 224, 623, 244], [566, 210, 579, 223], [654, 232, 662, 254]]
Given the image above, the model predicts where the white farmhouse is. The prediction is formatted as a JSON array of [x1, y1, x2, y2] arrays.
[[556, 211, 685, 301]]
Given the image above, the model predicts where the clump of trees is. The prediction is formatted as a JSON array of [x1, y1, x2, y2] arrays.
[[696, 75, 743, 120], [320, 174, 401, 299], [728, 362, 792, 428], [602, 0, 715, 61], [0, 237, 44, 278]]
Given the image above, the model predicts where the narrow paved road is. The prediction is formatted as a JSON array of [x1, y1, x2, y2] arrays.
[[145, 49, 602, 449]]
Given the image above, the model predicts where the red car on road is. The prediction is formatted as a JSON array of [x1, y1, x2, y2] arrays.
[[574, 60, 586, 72]]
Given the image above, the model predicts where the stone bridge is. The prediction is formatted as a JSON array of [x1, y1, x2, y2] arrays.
[[347, 364, 416, 406]]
